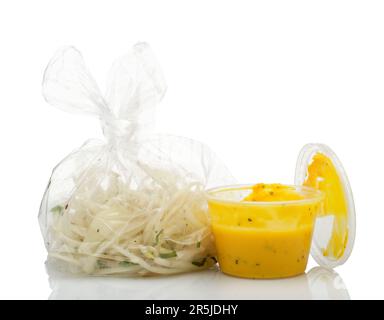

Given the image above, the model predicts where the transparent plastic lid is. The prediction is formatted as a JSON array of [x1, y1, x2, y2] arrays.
[[295, 143, 356, 268]]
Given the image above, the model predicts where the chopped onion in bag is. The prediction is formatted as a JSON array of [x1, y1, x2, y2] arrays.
[[39, 43, 234, 275]]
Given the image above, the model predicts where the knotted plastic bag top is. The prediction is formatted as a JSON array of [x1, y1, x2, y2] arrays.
[[43, 42, 166, 144]]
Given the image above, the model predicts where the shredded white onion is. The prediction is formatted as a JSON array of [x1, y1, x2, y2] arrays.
[[46, 163, 216, 275]]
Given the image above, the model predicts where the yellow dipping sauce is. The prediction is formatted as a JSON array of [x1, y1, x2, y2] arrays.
[[303, 153, 348, 259], [208, 184, 324, 279]]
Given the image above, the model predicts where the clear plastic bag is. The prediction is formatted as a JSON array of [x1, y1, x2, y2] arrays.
[[39, 43, 234, 276]]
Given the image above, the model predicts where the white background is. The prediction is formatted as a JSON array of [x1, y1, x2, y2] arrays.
[[0, 0, 383, 299]]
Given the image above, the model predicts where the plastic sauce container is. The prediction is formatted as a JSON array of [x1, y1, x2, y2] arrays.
[[207, 143, 356, 279]]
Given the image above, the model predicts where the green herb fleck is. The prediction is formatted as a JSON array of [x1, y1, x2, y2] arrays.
[[159, 251, 177, 259], [119, 261, 138, 267], [51, 205, 63, 215], [144, 251, 155, 259], [192, 257, 207, 267], [154, 229, 163, 246], [196, 241, 201, 248], [96, 260, 108, 269]]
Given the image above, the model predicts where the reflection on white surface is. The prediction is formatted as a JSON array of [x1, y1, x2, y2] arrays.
[[47, 265, 349, 300]]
